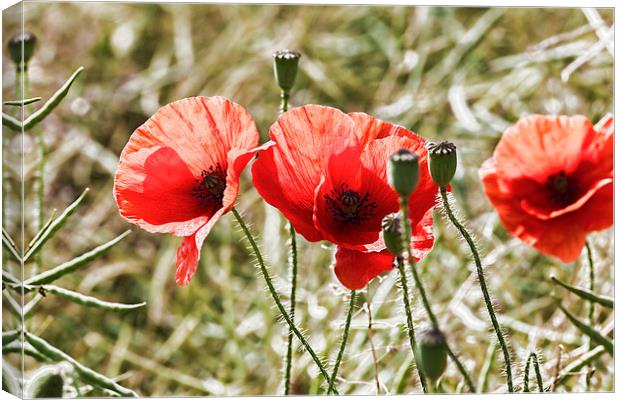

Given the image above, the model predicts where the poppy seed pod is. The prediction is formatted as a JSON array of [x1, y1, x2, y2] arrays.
[[24, 366, 64, 398], [381, 213, 403, 256], [427, 141, 457, 187], [415, 327, 448, 382], [272, 50, 301, 93], [388, 148, 419, 197], [8, 31, 37, 66]]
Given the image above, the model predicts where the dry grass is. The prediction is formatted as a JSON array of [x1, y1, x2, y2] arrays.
[[2, 2, 613, 396]]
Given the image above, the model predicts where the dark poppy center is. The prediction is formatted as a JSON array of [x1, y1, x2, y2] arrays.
[[323, 183, 377, 225], [192, 164, 226, 208], [545, 171, 577, 205]]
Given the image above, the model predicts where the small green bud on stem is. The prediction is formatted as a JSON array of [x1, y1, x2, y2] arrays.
[[381, 213, 403, 256], [272, 49, 301, 93], [427, 141, 457, 187], [25, 366, 64, 398], [8, 31, 37, 66], [388, 148, 419, 198], [415, 327, 448, 383]]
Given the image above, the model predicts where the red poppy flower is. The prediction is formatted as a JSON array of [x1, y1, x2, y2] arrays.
[[480, 114, 613, 263], [114, 96, 260, 285], [252, 105, 438, 289]]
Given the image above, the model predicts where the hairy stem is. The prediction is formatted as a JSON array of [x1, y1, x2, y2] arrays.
[[439, 186, 513, 392], [523, 352, 544, 392], [231, 208, 338, 394], [283, 223, 298, 395], [326, 290, 356, 394], [585, 240, 595, 389], [366, 292, 381, 395], [399, 196, 476, 393], [396, 256, 428, 393]]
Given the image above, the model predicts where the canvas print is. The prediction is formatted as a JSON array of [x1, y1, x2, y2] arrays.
[[1, 1, 614, 397]]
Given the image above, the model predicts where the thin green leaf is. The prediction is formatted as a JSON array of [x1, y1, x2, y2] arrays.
[[28, 209, 57, 249], [3, 342, 51, 362], [37, 285, 146, 312], [551, 276, 613, 309], [23, 188, 90, 262], [2, 112, 21, 131], [558, 304, 613, 355], [2, 330, 21, 345], [2, 227, 21, 262], [23, 293, 44, 319], [23, 66, 84, 131], [4, 97, 42, 106], [2, 290, 22, 318], [24, 230, 131, 286], [24, 332, 138, 397], [2, 269, 20, 286]]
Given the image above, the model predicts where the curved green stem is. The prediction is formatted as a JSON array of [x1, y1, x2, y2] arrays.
[[396, 256, 428, 393], [585, 241, 595, 327], [523, 352, 544, 392], [326, 290, 356, 394], [231, 208, 338, 394], [399, 196, 476, 393], [439, 186, 513, 392], [284, 223, 298, 395]]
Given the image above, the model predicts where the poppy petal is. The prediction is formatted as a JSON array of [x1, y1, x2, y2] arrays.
[[252, 105, 359, 242], [494, 115, 595, 182], [333, 247, 395, 290], [114, 146, 211, 236], [175, 207, 227, 286], [348, 112, 416, 149]]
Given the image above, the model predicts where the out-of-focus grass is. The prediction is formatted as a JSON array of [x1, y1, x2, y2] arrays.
[[2, 3, 613, 396]]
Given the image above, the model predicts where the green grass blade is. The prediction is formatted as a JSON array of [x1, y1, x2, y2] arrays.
[[551, 276, 613, 309], [2, 112, 22, 131], [28, 209, 57, 249], [2, 330, 21, 345], [2, 270, 20, 286], [4, 97, 42, 106], [24, 332, 138, 397], [23, 294, 44, 319], [38, 285, 146, 312], [23, 188, 89, 262], [2, 228, 21, 262], [3, 342, 51, 362], [24, 230, 131, 286], [558, 304, 613, 355], [23, 66, 84, 131]]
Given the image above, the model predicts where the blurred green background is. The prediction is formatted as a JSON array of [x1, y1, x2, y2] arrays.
[[2, 2, 613, 396]]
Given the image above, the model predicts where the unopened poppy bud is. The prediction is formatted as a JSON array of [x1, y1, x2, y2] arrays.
[[272, 49, 301, 93], [8, 31, 37, 66], [388, 148, 419, 197], [25, 366, 64, 398], [381, 213, 403, 255], [427, 141, 457, 187], [415, 328, 448, 382]]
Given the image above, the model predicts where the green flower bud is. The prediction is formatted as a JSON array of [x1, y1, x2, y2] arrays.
[[272, 49, 301, 93], [25, 366, 64, 398], [381, 213, 403, 256], [7, 31, 37, 66], [388, 148, 419, 198], [415, 328, 448, 382], [427, 141, 457, 187]]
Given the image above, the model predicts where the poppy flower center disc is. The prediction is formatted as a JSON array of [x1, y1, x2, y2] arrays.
[[545, 171, 577, 205], [323, 182, 378, 225], [192, 163, 227, 208]]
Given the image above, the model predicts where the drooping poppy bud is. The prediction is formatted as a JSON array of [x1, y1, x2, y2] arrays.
[[272, 49, 301, 93], [24, 366, 64, 398], [7, 31, 37, 66], [381, 213, 403, 256], [415, 327, 448, 382], [427, 141, 457, 187], [388, 148, 419, 198]]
